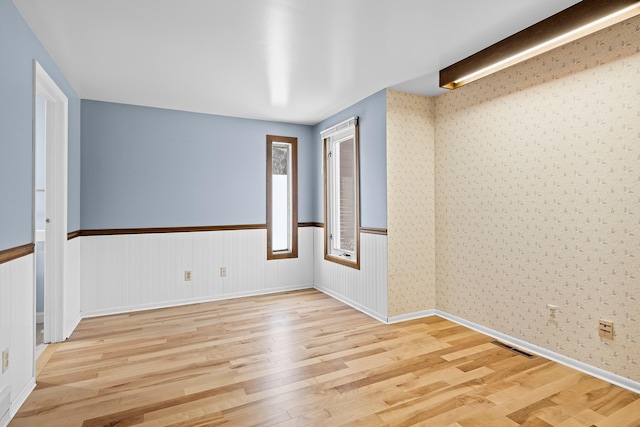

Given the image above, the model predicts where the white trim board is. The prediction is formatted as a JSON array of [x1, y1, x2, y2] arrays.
[[64, 312, 82, 340], [332, 303, 640, 395], [313, 285, 387, 323], [82, 284, 314, 318], [0, 387, 9, 427], [435, 310, 640, 395], [387, 309, 437, 324], [9, 377, 35, 419]]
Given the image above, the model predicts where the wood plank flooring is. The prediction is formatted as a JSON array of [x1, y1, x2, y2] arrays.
[[10, 289, 640, 426]]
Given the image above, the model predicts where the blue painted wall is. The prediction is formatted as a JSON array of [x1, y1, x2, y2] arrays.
[[81, 100, 315, 229], [1, 0, 386, 239], [0, 0, 81, 251], [312, 90, 387, 229]]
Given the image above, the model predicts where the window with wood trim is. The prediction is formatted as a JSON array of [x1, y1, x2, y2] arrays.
[[323, 117, 360, 269], [267, 135, 298, 259]]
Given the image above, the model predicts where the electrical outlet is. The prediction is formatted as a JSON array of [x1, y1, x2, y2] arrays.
[[184, 271, 191, 281], [598, 319, 614, 340], [547, 304, 559, 321], [220, 267, 227, 277], [2, 349, 8, 373]]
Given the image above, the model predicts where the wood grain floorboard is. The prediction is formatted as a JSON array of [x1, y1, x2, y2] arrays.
[[10, 289, 640, 426]]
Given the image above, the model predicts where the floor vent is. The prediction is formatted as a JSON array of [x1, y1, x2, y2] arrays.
[[491, 341, 535, 358]]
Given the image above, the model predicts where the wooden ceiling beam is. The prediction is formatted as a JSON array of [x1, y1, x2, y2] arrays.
[[440, 0, 640, 89]]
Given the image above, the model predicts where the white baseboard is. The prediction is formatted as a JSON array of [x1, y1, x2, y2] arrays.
[[35, 312, 44, 324], [434, 310, 640, 395], [313, 285, 388, 323], [39, 286, 640, 401], [82, 284, 314, 318], [387, 309, 437, 324], [356, 306, 640, 395], [9, 377, 35, 419], [65, 311, 83, 339]]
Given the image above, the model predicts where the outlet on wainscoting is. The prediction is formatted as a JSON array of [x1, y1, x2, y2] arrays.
[[184, 271, 192, 281], [1, 349, 8, 373], [220, 267, 227, 277]]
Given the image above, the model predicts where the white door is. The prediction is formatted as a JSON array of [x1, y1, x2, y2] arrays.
[[34, 61, 67, 344], [34, 93, 46, 345]]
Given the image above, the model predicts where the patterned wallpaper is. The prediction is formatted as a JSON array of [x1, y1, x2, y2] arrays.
[[386, 89, 436, 317], [435, 16, 640, 381]]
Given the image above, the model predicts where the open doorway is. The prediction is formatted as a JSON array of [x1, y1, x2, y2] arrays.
[[34, 93, 46, 358], [33, 61, 68, 359]]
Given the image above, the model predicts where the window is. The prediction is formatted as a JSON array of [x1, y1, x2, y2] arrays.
[[323, 117, 360, 269], [267, 135, 298, 259]]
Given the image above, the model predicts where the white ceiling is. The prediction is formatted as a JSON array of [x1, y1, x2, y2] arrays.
[[14, 0, 581, 125]]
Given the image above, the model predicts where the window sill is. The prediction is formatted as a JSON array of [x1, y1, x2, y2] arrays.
[[267, 250, 298, 260], [324, 253, 360, 270]]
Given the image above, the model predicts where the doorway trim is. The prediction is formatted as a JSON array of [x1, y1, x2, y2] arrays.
[[33, 61, 68, 344]]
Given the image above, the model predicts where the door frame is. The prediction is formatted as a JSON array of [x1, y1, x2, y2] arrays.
[[33, 61, 68, 344]]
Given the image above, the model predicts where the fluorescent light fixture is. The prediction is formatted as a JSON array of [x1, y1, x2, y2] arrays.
[[266, 4, 291, 106], [440, 0, 640, 89]]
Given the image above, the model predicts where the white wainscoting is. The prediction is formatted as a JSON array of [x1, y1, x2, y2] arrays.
[[313, 228, 388, 322], [0, 254, 36, 421], [64, 237, 82, 338], [81, 228, 314, 317]]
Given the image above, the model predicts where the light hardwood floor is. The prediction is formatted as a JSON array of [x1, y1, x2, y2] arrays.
[[11, 289, 640, 426]]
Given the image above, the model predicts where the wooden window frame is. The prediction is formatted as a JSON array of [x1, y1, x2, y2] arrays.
[[323, 119, 360, 270], [266, 135, 298, 260]]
